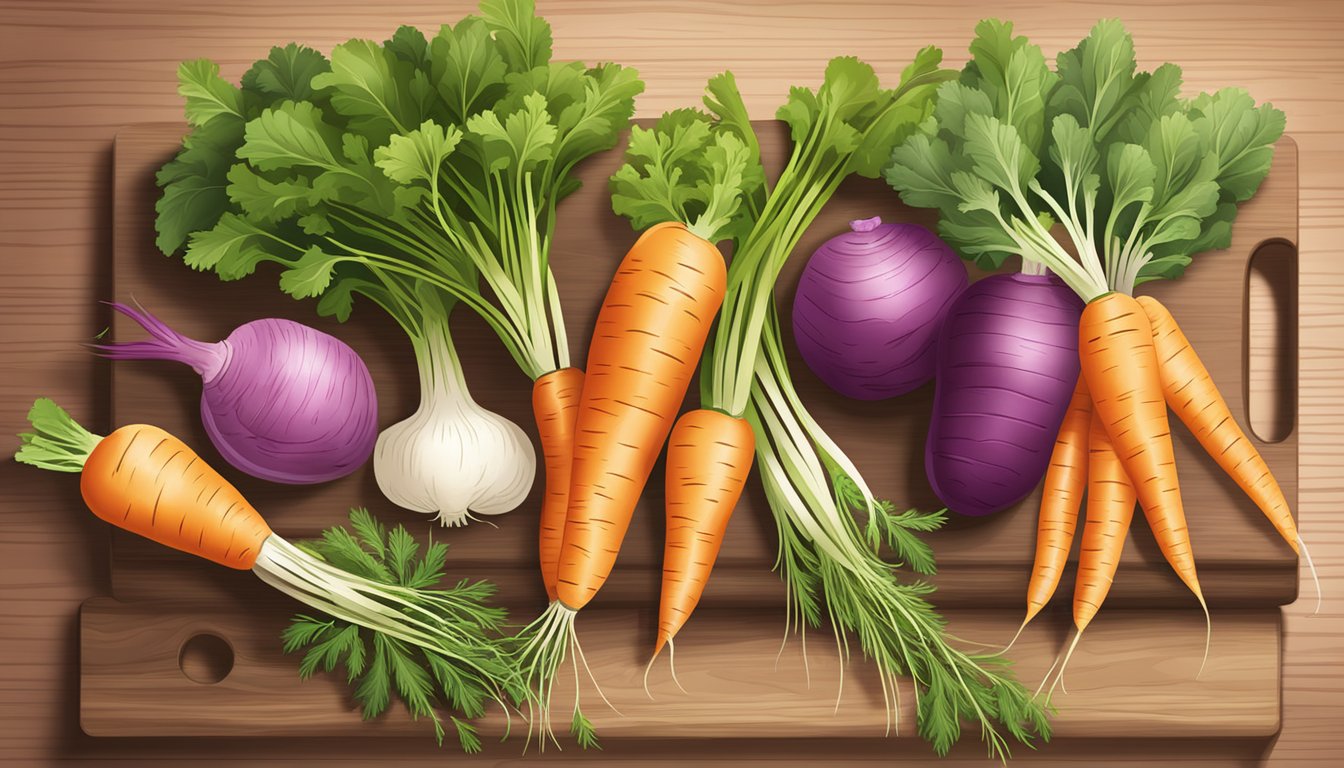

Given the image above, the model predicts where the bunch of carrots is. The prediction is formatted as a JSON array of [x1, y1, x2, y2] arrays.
[[514, 128, 757, 746], [882, 19, 1314, 695], [1018, 294, 1316, 687]]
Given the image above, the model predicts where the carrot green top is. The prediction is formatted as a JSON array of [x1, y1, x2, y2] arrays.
[[610, 110, 763, 244], [886, 19, 1285, 301], [14, 398, 102, 472]]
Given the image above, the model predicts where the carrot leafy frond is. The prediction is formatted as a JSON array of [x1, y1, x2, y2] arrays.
[[609, 109, 764, 243], [14, 398, 103, 473], [280, 509, 515, 749], [887, 19, 1284, 297]]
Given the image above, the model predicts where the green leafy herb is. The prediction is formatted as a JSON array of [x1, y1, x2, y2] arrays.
[[155, 0, 643, 404], [887, 18, 1284, 297], [283, 509, 517, 751], [609, 109, 764, 242]]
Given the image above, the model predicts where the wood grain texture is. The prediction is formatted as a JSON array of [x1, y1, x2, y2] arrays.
[[1, 0, 1341, 765], [105, 124, 1299, 612], [80, 600, 1280, 739]]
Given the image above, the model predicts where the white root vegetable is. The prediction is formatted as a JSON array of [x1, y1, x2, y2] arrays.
[[374, 318, 535, 527]]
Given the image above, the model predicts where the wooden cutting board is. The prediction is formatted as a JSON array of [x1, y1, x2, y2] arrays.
[[79, 122, 1298, 741]]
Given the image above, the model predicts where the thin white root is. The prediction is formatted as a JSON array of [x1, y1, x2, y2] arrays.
[[995, 617, 1030, 658], [572, 630, 621, 717], [1299, 535, 1322, 616], [641, 647, 661, 701], [773, 620, 790, 673], [666, 637, 688, 695], [1195, 593, 1211, 681], [1045, 628, 1085, 703], [1034, 646, 1063, 698], [943, 631, 1004, 649]]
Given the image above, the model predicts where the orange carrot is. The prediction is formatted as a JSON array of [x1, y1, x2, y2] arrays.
[[1021, 375, 1092, 631], [533, 367, 585, 601], [83, 423, 272, 569], [1137, 295, 1299, 553], [17, 398, 525, 738], [557, 220, 727, 610], [1044, 409, 1137, 697], [656, 408, 754, 655], [1073, 410, 1136, 633], [1079, 292, 1204, 611]]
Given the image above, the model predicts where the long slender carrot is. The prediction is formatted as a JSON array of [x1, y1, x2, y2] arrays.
[[656, 408, 754, 656], [1021, 375, 1092, 633], [1137, 295, 1299, 553], [1073, 410, 1136, 634], [556, 221, 727, 610], [533, 367, 585, 601], [82, 422, 273, 569], [1044, 409, 1137, 698], [1079, 292, 1204, 610]]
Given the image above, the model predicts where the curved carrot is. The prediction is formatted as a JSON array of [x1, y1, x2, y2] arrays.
[[1073, 410, 1136, 633], [1044, 409, 1137, 698], [657, 408, 754, 655], [81, 423, 273, 569], [1137, 295, 1299, 554], [1079, 292, 1204, 608], [557, 221, 727, 610], [533, 366, 585, 601], [1022, 375, 1092, 630]]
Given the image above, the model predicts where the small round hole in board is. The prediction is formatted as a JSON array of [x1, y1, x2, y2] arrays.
[[179, 633, 234, 684]]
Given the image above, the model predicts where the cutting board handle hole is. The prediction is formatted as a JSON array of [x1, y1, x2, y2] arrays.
[[179, 633, 234, 684], [1245, 238, 1298, 443]]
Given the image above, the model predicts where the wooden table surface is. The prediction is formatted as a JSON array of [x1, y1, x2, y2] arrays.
[[0, 0, 1340, 765]]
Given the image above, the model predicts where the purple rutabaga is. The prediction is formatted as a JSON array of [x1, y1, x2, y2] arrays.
[[792, 218, 967, 400], [925, 273, 1084, 517], [97, 302, 377, 485]]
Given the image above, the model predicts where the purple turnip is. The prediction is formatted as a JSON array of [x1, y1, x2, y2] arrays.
[[792, 217, 968, 400], [96, 302, 378, 485], [925, 273, 1084, 517]]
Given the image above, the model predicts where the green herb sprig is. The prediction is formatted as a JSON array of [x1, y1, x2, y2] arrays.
[[283, 509, 521, 751]]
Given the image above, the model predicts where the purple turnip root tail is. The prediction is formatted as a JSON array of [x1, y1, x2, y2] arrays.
[[94, 301, 225, 380]]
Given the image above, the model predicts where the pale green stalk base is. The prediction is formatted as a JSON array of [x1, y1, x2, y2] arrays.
[[747, 316, 1050, 761]]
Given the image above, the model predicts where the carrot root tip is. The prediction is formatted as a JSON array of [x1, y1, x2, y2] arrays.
[[641, 648, 660, 701], [997, 615, 1031, 657], [666, 637, 687, 695], [1298, 535, 1322, 617], [1195, 594, 1211, 681]]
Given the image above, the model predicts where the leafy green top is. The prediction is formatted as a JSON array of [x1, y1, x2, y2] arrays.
[[610, 110, 763, 243], [156, 0, 643, 378], [886, 19, 1284, 300], [283, 508, 516, 751]]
